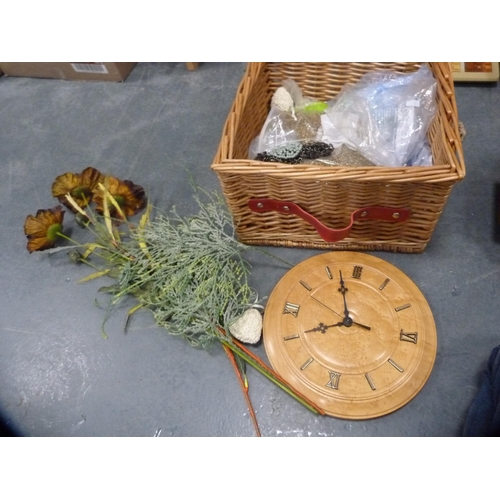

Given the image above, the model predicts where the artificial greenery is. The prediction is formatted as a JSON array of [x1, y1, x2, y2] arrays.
[[101, 188, 258, 349], [25, 169, 325, 435]]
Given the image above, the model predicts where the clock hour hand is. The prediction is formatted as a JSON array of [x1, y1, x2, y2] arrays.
[[305, 321, 344, 334], [348, 319, 371, 330]]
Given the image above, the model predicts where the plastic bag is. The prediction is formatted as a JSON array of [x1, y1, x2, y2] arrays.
[[320, 65, 437, 166], [254, 107, 300, 155], [249, 79, 327, 159]]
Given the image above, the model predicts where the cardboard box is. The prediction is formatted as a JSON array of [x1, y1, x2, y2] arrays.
[[0, 62, 137, 82], [451, 62, 499, 82]]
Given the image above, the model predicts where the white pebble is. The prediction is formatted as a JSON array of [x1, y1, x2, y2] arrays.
[[229, 308, 262, 344], [271, 87, 294, 113]]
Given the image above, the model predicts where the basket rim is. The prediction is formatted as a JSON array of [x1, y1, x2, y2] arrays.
[[212, 62, 466, 184], [212, 160, 464, 183]]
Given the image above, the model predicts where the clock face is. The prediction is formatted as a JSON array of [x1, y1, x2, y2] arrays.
[[263, 252, 437, 419]]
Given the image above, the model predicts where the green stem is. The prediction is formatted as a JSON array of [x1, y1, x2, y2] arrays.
[[57, 231, 84, 247], [56, 232, 105, 272], [220, 339, 323, 415]]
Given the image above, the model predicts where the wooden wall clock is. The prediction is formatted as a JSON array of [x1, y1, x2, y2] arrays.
[[263, 252, 437, 419]]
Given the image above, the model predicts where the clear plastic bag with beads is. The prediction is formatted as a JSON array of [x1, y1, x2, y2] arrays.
[[249, 79, 328, 161]]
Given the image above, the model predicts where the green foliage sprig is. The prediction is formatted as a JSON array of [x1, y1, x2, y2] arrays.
[[109, 188, 259, 349]]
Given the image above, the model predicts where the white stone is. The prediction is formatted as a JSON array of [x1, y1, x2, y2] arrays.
[[271, 87, 294, 113], [229, 308, 263, 344]]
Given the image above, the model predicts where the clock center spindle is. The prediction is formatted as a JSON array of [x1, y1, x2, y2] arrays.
[[343, 317, 353, 327]]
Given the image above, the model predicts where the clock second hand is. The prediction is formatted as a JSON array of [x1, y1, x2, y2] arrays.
[[310, 295, 371, 331]]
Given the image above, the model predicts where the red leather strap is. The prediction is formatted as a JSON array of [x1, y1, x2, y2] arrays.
[[248, 198, 411, 243]]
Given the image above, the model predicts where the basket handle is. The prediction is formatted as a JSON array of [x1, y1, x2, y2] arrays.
[[248, 198, 411, 243]]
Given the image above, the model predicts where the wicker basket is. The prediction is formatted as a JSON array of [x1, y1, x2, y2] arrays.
[[212, 63, 465, 253]]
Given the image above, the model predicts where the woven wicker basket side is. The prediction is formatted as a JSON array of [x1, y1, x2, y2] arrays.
[[217, 170, 455, 252]]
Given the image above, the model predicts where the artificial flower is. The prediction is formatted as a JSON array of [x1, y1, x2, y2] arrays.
[[24, 205, 65, 253], [52, 167, 104, 211], [94, 176, 147, 219]]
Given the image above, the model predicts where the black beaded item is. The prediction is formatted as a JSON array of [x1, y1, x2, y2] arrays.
[[300, 142, 334, 160], [254, 141, 334, 165]]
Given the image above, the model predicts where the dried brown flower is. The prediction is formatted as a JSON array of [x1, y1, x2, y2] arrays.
[[94, 176, 147, 219], [24, 206, 65, 253], [52, 167, 104, 211]]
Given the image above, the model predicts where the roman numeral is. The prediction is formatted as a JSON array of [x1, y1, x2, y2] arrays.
[[283, 302, 300, 317], [352, 266, 363, 279], [400, 330, 418, 344], [326, 371, 341, 390]]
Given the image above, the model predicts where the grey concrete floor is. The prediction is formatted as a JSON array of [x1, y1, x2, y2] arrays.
[[0, 62, 498, 437]]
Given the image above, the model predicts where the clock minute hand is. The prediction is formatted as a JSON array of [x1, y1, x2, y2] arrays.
[[338, 270, 350, 319]]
